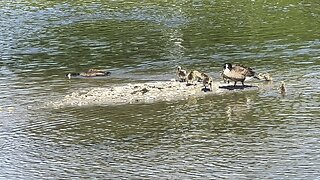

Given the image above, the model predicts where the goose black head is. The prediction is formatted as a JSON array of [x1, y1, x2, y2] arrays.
[[224, 63, 232, 71], [66, 73, 80, 79], [177, 66, 182, 71]]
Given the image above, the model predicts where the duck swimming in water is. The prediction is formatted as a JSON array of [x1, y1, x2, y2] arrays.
[[279, 81, 286, 95], [66, 69, 111, 79], [222, 63, 259, 86]]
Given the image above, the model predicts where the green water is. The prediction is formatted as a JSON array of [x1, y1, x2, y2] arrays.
[[1, 1, 319, 179]]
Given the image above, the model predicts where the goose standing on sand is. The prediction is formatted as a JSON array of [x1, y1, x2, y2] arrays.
[[201, 72, 214, 91], [176, 66, 188, 82], [66, 69, 111, 79], [222, 63, 259, 86]]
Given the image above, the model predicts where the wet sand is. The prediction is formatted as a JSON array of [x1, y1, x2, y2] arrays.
[[47, 80, 259, 108]]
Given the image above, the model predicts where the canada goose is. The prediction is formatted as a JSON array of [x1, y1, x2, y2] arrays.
[[279, 81, 286, 95], [187, 70, 203, 85], [66, 73, 80, 79], [176, 66, 188, 82], [66, 69, 111, 79], [201, 73, 214, 91], [82, 69, 111, 77], [222, 63, 259, 86], [257, 73, 272, 81]]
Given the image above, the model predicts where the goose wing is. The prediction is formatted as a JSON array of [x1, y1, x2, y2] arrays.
[[234, 64, 255, 77], [223, 69, 246, 81]]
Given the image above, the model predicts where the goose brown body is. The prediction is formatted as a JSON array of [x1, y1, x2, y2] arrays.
[[80, 69, 111, 77], [66, 69, 111, 79], [222, 63, 258, 86]]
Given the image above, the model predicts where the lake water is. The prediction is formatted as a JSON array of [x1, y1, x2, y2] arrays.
[[1, 1, 319, 179]]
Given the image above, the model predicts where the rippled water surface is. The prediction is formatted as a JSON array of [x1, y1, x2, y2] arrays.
[[1, 1, 320, 179]]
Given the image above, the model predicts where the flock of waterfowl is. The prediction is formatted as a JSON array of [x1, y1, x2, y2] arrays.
[[65, 63, 286, 95], [176, 66, 214, 91], [176, 63, 285, 94], [176, 63, 287, 95]]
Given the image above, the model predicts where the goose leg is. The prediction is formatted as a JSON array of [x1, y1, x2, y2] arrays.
[[241, 81, 245, 86], [234, 81, 237, 86]]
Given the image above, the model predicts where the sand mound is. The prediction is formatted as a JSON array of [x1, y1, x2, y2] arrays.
[[47, 80, 259, 108]]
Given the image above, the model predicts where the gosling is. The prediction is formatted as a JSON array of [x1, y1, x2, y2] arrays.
[[176, 66, 188, 82], [279, 81, 286, 95], [201, 73, 214, 91], [220, 72, 230, 84], [258, 73, 272, 81], [186, 70, 203, 85]]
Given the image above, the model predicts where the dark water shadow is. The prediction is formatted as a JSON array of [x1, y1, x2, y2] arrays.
[[219, 85, 256, 90], [201, 87, 211, 92], [186, 83, 195, 86]]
